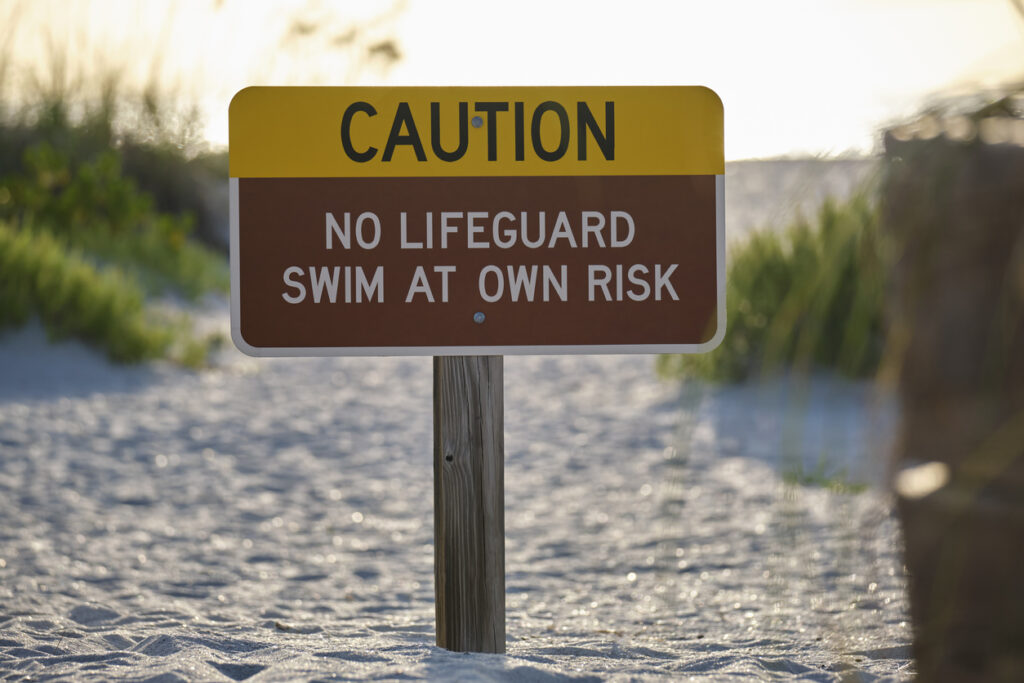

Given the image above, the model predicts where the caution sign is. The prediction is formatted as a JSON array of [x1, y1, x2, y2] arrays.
[[229, 86, 724, 356]]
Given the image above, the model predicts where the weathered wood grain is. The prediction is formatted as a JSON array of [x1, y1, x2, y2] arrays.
[[433, 355, 505, 653]]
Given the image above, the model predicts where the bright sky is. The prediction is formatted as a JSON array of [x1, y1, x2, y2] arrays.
[[5, 0, 1024, 159]]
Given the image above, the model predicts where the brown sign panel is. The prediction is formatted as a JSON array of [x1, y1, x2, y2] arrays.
[[229, 86, 724, 356]]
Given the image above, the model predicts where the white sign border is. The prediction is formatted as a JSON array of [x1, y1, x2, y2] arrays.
[[229, 176, 726, 357]]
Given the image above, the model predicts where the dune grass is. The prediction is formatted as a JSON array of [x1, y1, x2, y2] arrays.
[[0, 221, 213, 366], [1, 140, 227, 298], [658, 184, 889, 383], [0, 42, 229, 366]]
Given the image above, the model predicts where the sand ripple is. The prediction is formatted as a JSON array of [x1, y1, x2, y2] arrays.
[[0, 326, 911, 680]]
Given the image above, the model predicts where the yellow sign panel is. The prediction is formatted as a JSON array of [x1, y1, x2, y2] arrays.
[[229, 86, 723, 178]]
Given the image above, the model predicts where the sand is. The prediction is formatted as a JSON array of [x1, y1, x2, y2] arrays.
[[0, 313, 909, 681]]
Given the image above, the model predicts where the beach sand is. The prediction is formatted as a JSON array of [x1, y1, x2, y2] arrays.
[[0, 320, 909, 681]]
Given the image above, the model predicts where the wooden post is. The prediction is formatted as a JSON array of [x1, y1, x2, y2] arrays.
[[433, 355, 506, 653]]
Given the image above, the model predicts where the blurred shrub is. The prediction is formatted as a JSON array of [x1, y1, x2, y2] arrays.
[[0, 100, 227, 365], [0, 221, 214, 365], [658, 188, 888, 382], [0, 141, 227, 298]]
